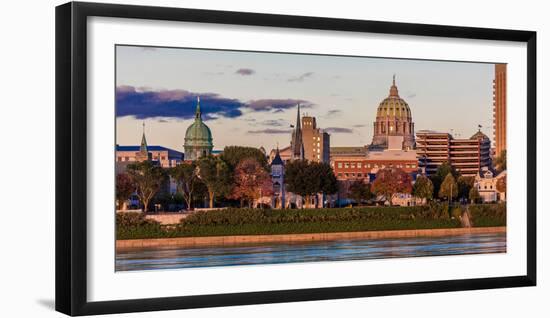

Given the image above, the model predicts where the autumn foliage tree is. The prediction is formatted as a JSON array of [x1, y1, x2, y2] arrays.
[[231, 158, 273, 207], [496, 175, 507, 193], [116, 173, 135, 210], [126, 161, 166, 212], [372, 168, 412, 205]]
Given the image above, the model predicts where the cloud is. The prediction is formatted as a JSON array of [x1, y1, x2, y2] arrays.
[[235, 68, 255, 76], [116, 86, 243, 120], [324, 127, 354, 134], [353, 124, 366, 128], [407, 93, 417, 98], [247, 129, 292, 134], [287, 72, 314, 82], [157, 119, 170, 123], [247, 99, 313, 112], [325, 109, 342, 117], [259, 119, 287, 127], [116, 86, 315, 120]]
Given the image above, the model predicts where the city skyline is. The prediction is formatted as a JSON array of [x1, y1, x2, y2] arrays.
[[116, 45, 495, 152]]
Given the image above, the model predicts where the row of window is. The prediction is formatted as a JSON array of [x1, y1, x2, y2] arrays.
[[337, 172, 366, 178], [117, 156, 167, 162], [335, 162, 416, 169]]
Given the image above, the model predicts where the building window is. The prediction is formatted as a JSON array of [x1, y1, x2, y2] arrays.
[[161, 156, 166, 160], [357, 163, 362, 168], [117, 157, 122, 162], [411, 164, 416, 168], [358, 173, 362, 177], [337, 162, 342, 168], [338, 173, 342, 177], [124, 156, 129, 161], [344, 173, 349, 177], [344, 163, 349, 168], [351, 163, 356, 168]]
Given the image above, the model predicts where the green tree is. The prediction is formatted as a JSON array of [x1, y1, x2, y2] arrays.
[[316, 162, 338, 207], [170, 162, 200, 211], [116, 173, 135, 210], [457, 176, 475, 200], [431, 161, 458, 196], [494, 150, 507, 173], [348, 181, 372, 205], [285, 160, 337, 208], [438, 173, 458, 202], [197, 155, 232, 208], [220, 146, 268, 170], [126, 161, 166, 212], [412, 175, 434, 202], [469, 186, 481, 203], [372, 168, 413, 205]]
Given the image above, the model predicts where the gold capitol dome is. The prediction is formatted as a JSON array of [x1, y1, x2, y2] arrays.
[[371, 75, 415, 150]]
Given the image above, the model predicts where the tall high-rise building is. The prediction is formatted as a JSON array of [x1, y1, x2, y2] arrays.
[[493, 64, 507, 156], [301, 115, 330, 163]]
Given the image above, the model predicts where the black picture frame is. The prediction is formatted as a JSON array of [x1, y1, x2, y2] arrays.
[[55, 1, 537, 316]]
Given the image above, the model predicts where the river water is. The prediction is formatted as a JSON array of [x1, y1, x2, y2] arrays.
[[116, 232, 506, 272]]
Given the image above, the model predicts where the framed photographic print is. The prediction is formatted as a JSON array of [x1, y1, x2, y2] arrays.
[[55, 1, 536, 316]]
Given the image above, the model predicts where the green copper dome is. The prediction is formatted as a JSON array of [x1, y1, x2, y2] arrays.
[[184, 97, 213, 160], [376, 75, 411, 120]]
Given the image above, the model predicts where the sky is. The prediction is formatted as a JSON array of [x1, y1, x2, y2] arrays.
[[115, 45, 496, 152]]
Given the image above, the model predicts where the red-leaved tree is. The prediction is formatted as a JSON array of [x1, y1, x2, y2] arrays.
[[372, 168, 412, 205], [231, 158, 273, 208]]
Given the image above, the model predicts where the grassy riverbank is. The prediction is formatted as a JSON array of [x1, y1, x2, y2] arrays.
[[116, 203, 506, 240]]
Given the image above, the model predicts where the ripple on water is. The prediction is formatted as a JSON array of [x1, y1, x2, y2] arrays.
[[115, 232, 506, 272]]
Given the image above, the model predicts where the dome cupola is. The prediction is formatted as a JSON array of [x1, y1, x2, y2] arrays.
[[184, 96, 214, 160]]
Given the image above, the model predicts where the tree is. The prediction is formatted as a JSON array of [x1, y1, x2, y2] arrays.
[[431, 161, 458, 196], [170, 162, 201, 211], [457, 176, 475, 200], [438, 173, 458, 202], [412, 175, 434, 202], [231, 158, 272, 207], [116, 173, 135, 210], [284, 160, 337, 208], [197, 156, 231, 208], [220, 146, 268, 170], [372, 168, 412, 205], [348, 181, 372, 205], [496, 175, 507, 193], [469, 186, 481, 203], [494, 150, 507, 173], [126, 161, 166, 212]]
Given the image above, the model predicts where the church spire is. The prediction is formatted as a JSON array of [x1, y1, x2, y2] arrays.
[[290, 104, 304, 160], [140, 121, 148, 154]]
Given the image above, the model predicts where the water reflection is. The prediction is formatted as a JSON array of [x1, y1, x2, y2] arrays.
[[116, 232, 506, 271]]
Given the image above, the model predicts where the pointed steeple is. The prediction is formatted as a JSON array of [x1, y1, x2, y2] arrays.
[[290, 104, 304, 160], [195, 96, 202, 120], [389, 74, 399, 97], [140, 121, 148, 154]]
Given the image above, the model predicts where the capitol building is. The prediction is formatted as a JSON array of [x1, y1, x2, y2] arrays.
[[371, 75, 415, 150], [184, 97, 214, 161]]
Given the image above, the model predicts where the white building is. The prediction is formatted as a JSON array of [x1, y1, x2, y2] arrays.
[[474, 168, 506, 203]]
